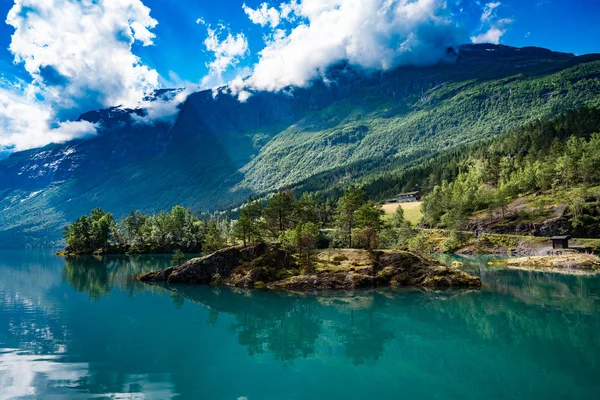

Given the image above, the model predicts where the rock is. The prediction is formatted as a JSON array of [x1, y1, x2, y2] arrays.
[[503, 254, 600, 271], [138, 245, 481, 291], [375, 251, 481, 289], [266, 272, 375, 291], [139, 243, 292, 284]]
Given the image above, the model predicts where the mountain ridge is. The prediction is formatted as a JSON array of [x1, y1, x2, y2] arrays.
[[2, 43, 600, 247]]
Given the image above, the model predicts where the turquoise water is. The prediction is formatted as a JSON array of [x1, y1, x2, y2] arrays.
[[1, 251, 600, 399]]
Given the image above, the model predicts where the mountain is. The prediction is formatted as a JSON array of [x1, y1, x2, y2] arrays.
[[2, 43, 600, 248]]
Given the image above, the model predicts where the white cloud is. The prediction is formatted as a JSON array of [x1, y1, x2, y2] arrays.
[[0, 81, 97, 151], [471, 2, 513, 44], [133, 87, 198, 124], [200, 23, 249, 89], [481, 2, 501, 22], [7, 0, 159, 111], [1, 0, 160, 151], [242, 1, 300, 28], [238, 0, 462, 93]]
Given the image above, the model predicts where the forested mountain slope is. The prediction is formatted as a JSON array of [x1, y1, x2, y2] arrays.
[[2, 44, 600, 247]]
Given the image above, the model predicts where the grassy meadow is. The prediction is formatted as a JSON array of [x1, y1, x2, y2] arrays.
[[382, 201, 423, 225]]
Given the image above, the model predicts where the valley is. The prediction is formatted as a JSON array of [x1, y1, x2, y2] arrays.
[[2, 44, 600, 248]]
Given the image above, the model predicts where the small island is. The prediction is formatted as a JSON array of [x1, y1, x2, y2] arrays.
[[138, 242, 481, 290]]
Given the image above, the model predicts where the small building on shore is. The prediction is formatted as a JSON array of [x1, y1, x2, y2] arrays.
[[550, 236, 571, 249], [384, 191, 421, 204]]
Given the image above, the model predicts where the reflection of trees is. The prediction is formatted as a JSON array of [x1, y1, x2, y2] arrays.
[[63, 255, 173, 299], [418, 271, 600, 373], [147, 266, 600, 375], [63, 256, 111, 299], [166, 286, 322, 364], [335, 308, 394, 365], [160, 286, 396, 366], [250, 303, 320, 363]]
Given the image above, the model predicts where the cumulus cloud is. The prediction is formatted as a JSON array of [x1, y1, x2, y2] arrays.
[[480, 2, 501, 22], [0, 0, 160, 151], [133, 87, 198, 124], [0, 81, 97, 151], [238, 0, 462, 93], [198, 21, 249, 89], [241, 1, 299, 28], [471, 2, 513, 44], [242, 2, 281, 28]]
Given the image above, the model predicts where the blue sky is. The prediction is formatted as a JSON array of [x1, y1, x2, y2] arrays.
[[2, 0, 599, 87], [119, 0, 600, 84], [0, 0, 599, 151]]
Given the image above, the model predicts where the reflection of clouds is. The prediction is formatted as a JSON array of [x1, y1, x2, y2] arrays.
[[0, 254, 178, 399], [0, 349, 88, 400], [112, 375, 178, 400], [0, 258, 64, 319], [0, 349, 177, 399]]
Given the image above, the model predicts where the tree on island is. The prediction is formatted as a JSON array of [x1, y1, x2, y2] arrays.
[[172, 249, 186, 266], [334, 185, 367, 248], [204, 221, 225, 253], [354, 202, 384, 251], [232, 199, 263, 246], [263, 190, 296, 239], [63, 208, 115, 253], [280, 222, 320, 270]]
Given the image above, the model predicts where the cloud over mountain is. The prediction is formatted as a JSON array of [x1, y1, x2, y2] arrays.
[[470, 2, 513, 44], [0, 0, 520, 152], [198, 20, 250, 89], [0, 0, 160, 151], [238, 0, 463, 92]]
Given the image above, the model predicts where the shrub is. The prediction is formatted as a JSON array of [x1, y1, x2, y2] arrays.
[[332, 254, 349, 262], [443, 231, 463, 253]]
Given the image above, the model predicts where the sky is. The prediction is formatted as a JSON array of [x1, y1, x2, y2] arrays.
[[0, 0, 599, 152]]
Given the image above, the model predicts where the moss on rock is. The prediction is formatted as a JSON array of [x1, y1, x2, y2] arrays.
[[138, 244, 481, 290]]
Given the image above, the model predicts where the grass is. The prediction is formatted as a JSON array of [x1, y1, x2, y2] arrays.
[[381, 201, 423, 225], [415, 228, 600, 255]]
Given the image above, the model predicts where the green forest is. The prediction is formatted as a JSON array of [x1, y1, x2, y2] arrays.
[[63, 107, 600, 258], [418, 107, 600, 235], [62, 187, 416, 259]]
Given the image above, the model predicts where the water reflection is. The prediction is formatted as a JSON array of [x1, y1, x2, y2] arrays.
[[0, 350, 88, 399], [1, 251, 599, 399], [62, 254, 177, 299]]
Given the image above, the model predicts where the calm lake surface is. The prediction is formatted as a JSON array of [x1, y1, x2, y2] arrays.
[[1, 250, 600, 400]]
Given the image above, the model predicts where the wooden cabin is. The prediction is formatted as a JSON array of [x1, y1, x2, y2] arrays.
[[384, 191, 421, 204], [550, 236, 571, 249]]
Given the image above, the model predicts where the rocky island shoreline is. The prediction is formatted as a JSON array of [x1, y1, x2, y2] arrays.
[[137, 243, 481, 291]]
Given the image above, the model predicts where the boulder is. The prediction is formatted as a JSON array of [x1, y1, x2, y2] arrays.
[[139, 243, 285, 284]]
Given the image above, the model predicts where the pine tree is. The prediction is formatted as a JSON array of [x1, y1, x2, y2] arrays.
[[263, 190, 296, 238], [334, 186, 366, 248]]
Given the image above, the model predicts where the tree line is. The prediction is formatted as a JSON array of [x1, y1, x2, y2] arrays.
[[420, 107, 600, 232], [63, 187, 417, 261]]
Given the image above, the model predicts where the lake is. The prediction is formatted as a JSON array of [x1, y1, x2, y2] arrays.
[[1, 250, 599, 399]]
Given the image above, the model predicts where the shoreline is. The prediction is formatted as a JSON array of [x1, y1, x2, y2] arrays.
[[136, 243, 482, 291], [411, 229, 600, 256], [56, 234, 600, 279]]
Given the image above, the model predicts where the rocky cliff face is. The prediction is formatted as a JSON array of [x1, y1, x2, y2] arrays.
[[138, 243, 481, 290]]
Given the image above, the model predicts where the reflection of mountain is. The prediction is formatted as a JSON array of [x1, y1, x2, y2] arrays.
[[2, 252, 600, 399]]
